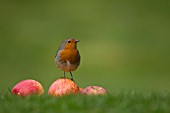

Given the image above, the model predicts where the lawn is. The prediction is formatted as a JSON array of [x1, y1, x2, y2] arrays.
[[1, 92, 170, 113], [0, 0, 170, 94], [0, 1, 170, 112]]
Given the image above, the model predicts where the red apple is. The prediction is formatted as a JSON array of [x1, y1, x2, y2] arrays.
[[82, 86, 107, 95], [48, 78, 79, 96], [79, 88, 84, 94], [12, 79, 44, 96]]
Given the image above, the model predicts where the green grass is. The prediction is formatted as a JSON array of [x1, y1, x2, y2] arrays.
[[0, 0, 170, 94], [1, 92, 170, 113], [0, 1, 170, 112]]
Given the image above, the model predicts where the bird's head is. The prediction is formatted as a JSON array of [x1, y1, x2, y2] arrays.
[[64, 38, 79, 49]]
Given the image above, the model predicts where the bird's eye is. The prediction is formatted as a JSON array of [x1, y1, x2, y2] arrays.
[[67, 41, 71, 43]]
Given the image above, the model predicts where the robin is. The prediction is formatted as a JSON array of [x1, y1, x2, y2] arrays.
[[55, 38, 80, 80]]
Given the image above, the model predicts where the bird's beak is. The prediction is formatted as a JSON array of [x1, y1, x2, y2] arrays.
[[76, 40, 80, 43]]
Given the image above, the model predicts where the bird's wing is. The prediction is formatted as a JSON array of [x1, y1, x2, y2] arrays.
[[77, 52, 81, 63], [55, 39, 68, 57]]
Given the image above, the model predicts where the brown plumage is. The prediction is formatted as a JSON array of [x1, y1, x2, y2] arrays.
[[55, 38, 80, 80]]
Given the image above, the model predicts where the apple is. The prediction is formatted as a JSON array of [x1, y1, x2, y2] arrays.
[[79, 88, 84, 94], [12, 79, 44, 96], [48, 78, 79, 96], [82, 86, 107, 95]]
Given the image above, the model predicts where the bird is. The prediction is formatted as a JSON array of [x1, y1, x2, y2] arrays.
[[55, 38, 80, 81]]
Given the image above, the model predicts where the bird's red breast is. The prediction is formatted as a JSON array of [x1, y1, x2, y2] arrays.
[[59, 48, 79, 64]]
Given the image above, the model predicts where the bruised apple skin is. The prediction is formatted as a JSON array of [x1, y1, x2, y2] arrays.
[[12, 79, 44, 96], [48, 78, 79, 96], [82, 86, 107, 95]]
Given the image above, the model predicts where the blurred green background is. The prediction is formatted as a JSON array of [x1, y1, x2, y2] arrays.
[[0, 0, 170, 94]]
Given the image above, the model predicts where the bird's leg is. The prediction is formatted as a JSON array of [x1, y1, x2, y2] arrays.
[[70, 72, 74, 81], [64, 71, 66, 78], [61, 71, 66, 79]]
